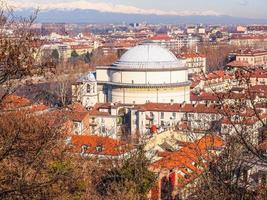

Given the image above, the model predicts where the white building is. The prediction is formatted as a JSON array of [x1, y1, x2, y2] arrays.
[[177, 52, 207, 75], [232, 49, 267, 67], [187, 26, 197, 34], [72, 44, 191, 138], [88, 103, 125, 139], [72, 72, 98, 108], [96, 44, 191, 105], [130, 102, 221, 136]]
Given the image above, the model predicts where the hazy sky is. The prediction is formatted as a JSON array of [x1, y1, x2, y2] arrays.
[[8, 0, 267, 18]]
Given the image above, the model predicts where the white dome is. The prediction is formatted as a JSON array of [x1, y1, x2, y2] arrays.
[[113, 44, 184, 69], [120, 44, 177, 62], [77, 72, 96, 83]]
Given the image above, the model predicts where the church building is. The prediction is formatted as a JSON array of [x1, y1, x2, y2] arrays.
[[72, 44, 191, 108]]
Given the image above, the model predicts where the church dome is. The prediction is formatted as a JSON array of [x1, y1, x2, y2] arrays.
[[113, 44, 184, 69]]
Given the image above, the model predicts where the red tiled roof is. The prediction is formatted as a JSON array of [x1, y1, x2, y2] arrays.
[[176, 52, 205, 59], [150, 34, 172, 41], [89, 103, 111, 116], [81, 32, 93, 37], [190, 80, 200, 89], [70, 45, 91, 50], [137, 102, 181, 112], [61, 38, 76, 43], [71, 135, 132, 156], [192, 70, 232, 82], [29, 104, 49, 112], [0, 95, 31, 110], [191, 90, 257, 102], [152, 134, 224, 170], [114, 40, 138, 48], [88, 103, 122, 117], [231, 34, 267, 40], [68, 102, 88, 112], [206, 70, 232, 80], [65, 103, 90, 122], [151, 135, 224, 188], [190, 92, 219, 102], [232, 48, 267, 56], [66, 111, 89, 122], [227, 60, 250, 68], [250, 85, 267, 93], [250, 69, 267, 78], [136, 102, 219, 114]]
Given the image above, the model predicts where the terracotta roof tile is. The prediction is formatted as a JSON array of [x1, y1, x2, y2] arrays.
[[71, 135, 133, 156], [150, 34, 172, 41], [231, 34, 267, 40], [136, 102, 219, 114], [151, 134, 224, 171], [0, 95, 31, 110], [150, 135, 224, 189], [66, 111, 89, 122], [227, 60, 250, 68], [70, 45, 91, 50], [68, 102, 88, 112], [176, 52, 205, 59]]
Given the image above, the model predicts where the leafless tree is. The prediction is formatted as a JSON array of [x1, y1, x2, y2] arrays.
[[0, 110, 86, 199], [186, 66, 267, 200], [0, 1, 55, 103], [199, 43, 238, 72]]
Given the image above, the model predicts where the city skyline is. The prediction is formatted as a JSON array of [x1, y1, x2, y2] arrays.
[[8, 0, 267, 19], [1, 0, 267, 199]]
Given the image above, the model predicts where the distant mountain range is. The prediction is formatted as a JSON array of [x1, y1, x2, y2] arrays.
[[15, 9, 267, 24]]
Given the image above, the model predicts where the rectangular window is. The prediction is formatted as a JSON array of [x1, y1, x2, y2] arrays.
[[188, 113, 194, 118], [87, 84, 91, 93], [96, 145, 103, 152], [160, 112, 164, 119], [73, 122, 80, 135], [74, 122, 79, 129]]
